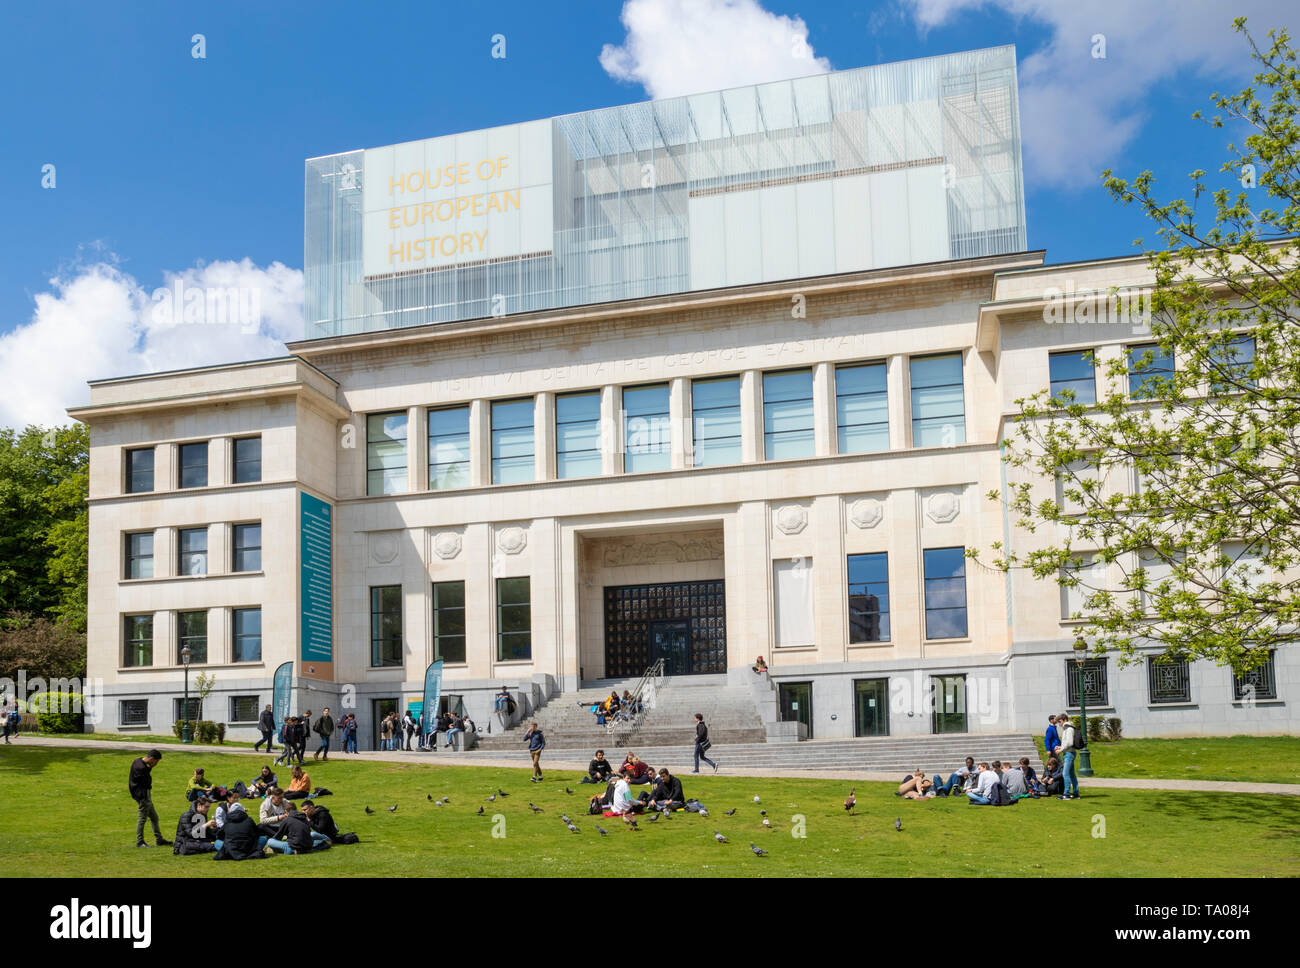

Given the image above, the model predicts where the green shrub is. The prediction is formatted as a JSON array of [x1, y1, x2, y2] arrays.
[[1086, 716, 1108, 743], [172, 719, 187, 740], [215, 722, 226, 744], [1105, 717, 1123, 741], [31, 692, 84, 733]]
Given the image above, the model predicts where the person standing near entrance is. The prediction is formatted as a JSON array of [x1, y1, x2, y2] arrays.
[[524, 722, 546, 782], [255, 704, 276, 753], [129, 749, 171, 848], [692, 713, 719, 774]]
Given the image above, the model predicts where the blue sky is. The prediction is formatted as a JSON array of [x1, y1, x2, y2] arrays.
[[1, 0, 1294, 425]]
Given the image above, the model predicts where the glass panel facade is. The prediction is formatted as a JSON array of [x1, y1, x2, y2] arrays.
[[178, 610, 208, 664], [836, 362, 888, 453], [556, 391, 602, 479], [496, 577, 532, 661], [623, 383, 671, 473], [911, 354, 965, 447], [1128, 343, 1174, 399], [233, 436, 262, 483], [691, 376, 741, 467], [370, 585, 403, 667], [428, 406, 470, 490], [1049, 350, 1096, 404], [126, 447, 154, 493], [603, 580, 726, 678], [847, 552, 890, 642], [232, 608, 262, 663], [178, 442, 208, 489], [124, 614, 152, 667], [178, 527, 207, 577], [367, 412, 408, 495], [763, 370, 814, 460], [233, 523, 261, 572], [923, 546, 968, 639], [125, 531, 154, 579], [491, 399, 535, 484], [433, 581, 466, 664], [306, 49, 1025, 338]]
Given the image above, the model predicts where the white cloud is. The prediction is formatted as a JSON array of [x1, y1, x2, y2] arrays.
[[905, 0, 1299, 188], [0, 258, 303, 428], [600, 0, 831, 99]]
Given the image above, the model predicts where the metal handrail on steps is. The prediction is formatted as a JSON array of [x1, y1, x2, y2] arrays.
[[605, 659, 664, 748]]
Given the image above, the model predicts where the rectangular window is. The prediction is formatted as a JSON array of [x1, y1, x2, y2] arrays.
[[1232, 649, 1277, 700], [922, 546, 968, 639], [232, 523, 262, 572], [233, 436, 262, 483], [1137, 548, 1184, 613], [1049, 350, 1097, 405], [125, 447, 154, 494], [1127, 343, 1174, 399], [910, 354, 965, 447], [119, 699, 149, 726], [433, 580, 466, 664], [230, 695, 260, 722], [428, 406, 470, 490], [763, 369, 814, 460], [691, 376, 741, 467], [556, 391, 603, 479], [773, 559, 815, 648], [491, 398, 535, 484], [232, 607, 262, 663], [178, 610, 208, 664], [367, 412, 409, 495], [836, 362, 888, 454], [370, 585, 403, 667], [1055, 457, 1098, 517], [1209, 334, 1256, 392], [496, 577, 532, 661], [1060, 555, 1104, 620], [178, 527, 208, 577], [847, 552, 890, 642], [1066, 658, 1109, 707], [623, 383, 671, 473], [174, 697, 202, 722], [1147, 656, 1191, 704], [125, 531, 154, 579], [178, 442, 208, 489], [124, 614, 153, 667]]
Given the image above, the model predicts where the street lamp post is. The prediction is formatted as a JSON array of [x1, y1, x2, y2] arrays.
[[1073, 637, 1094, 777], [180, 645, 193, 744]]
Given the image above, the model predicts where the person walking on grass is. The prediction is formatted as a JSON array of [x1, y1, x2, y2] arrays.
[[692, 713, 719, 774], [524, 722, 546, 782], [129, 749, 171, 848], [255, 704, 276, 753], [313, 707, 334, 761]]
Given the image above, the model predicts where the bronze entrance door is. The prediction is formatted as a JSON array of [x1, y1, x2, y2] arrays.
[[603, 580, 726, 678]]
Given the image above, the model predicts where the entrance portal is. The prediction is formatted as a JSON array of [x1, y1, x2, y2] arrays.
[[603, 580, 726, 678]]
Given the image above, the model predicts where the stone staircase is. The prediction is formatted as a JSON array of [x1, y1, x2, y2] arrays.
[[460, 732, 1043, 775], [473, 674, 766, 752]]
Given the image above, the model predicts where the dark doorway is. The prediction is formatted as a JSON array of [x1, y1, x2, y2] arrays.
[[931, 675, 967, 734], [778, 681, 814, 738], [854, 678, 889, 737], [372, 697, 397, 750], [603, 580, 726, 678]]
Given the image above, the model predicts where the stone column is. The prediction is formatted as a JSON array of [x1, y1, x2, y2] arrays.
[[535, 392, 554, 482], [409, 406, 427, 492], [888, 354, 908, 449], [813, 361, 834, 456], [741, 369, 761, 463], [601, 385, 622, 475], [469, 400, 490, 486], [670, 377, 691, 469]]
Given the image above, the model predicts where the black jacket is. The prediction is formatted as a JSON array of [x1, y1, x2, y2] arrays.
[[280, 812, 316, 853], [307, 806, 339, 841], [587, 758, 613, 780], [651, 775, 684, 804], [213, 808, 264, 860], [258, 709, 275, 731], [695, 721, 709, 746], [174, 808, 216, 855], [314, 714, 334, 737], [128, 757, 153, 801]]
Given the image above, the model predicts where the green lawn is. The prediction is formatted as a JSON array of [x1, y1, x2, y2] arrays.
[[37, 732, 256, 749], [1034, 735, 1300, 783], [2, 746, 1296, 877]]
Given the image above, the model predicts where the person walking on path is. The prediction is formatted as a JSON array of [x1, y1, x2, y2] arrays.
[[129, 749, 171, 848], [297, 711, 312, 762], [524, 722, 546, 782], [313, 707, 335, 760], [255, 704, 276, 753], [692, 713, 719, 774], [1054, 713, 1082, 800]]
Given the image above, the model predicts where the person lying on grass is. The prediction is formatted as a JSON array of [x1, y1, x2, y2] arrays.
[[898, 768, 935, 799]]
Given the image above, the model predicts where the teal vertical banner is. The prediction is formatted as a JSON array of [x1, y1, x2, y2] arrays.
[[422, 661, 444, 738], [299, 491, 333, 664], [272, 661, 292, 734]]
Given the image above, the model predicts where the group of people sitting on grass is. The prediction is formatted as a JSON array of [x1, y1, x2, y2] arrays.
[[175, 762, 355, 859], [579, 750, 687, 825], [896, 756, 1062, 804]]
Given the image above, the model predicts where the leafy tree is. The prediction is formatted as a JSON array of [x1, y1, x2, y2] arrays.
[[982, 22, 1298, 676], [0, 612, 86, 683]]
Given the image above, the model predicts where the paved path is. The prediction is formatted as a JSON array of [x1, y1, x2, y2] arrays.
[[9, 736, 1300, 795]]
